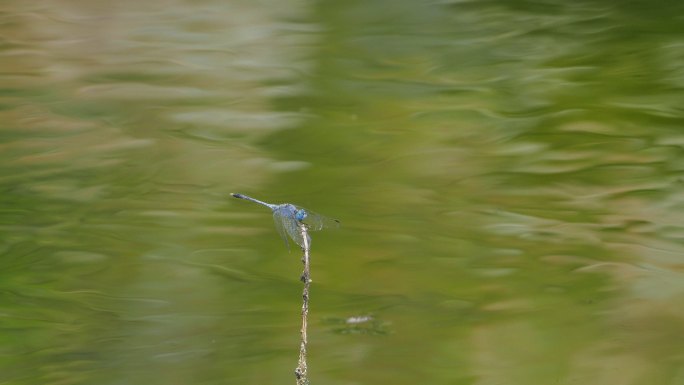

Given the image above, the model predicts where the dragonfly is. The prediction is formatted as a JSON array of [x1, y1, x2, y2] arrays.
[[231, 193, 339, 249]]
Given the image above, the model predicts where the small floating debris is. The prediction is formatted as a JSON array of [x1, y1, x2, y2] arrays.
[[345, 315, 374, 324], [322, 314, 391, 335]]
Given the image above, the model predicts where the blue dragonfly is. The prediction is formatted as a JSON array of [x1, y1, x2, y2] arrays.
[[231, 193, 339, 249]]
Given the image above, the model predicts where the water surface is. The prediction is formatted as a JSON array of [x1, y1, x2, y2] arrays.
[[1, 1, 684, 384]]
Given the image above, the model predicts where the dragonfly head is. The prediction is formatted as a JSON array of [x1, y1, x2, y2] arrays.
[[295, 209, 308, 222]]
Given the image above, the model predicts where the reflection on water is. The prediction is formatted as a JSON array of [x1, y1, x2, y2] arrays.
[[1, 0, 684, 384]]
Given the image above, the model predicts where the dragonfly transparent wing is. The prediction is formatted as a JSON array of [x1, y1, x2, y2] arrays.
[[297, 208, 340, 231], [273, 204, 306, 249], [272, 207, 291, 249]]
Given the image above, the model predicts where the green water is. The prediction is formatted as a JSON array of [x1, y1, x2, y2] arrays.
[[2, 1, 684, 384]]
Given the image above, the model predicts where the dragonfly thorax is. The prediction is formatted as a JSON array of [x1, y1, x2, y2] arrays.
[[295, 209, 308, 222]]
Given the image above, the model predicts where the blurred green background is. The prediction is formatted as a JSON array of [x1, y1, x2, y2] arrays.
[[1, 0, 683, 384]]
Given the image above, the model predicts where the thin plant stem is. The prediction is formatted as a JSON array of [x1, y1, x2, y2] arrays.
[[295, 223, 311, 385]]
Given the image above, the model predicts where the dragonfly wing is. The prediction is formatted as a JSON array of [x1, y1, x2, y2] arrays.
[[282, 213, 306, 248], [300, 209, 340, 231], [275, 204, 307, 249], [272, 208, 290, 250]]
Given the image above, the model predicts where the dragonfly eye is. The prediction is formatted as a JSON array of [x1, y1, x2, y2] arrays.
[[295, 209, 307, 222]]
